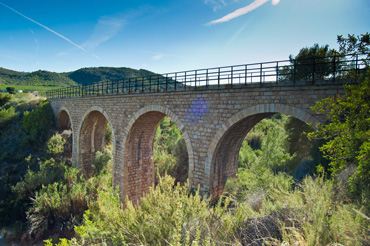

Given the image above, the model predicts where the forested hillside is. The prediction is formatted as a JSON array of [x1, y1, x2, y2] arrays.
[[0, 68, 77, 87], [63, 67, 157, 85], [0, 66, 157, 88]]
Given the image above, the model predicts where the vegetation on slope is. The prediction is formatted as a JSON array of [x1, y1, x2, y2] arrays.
[[0, 68, 77, 87], [64, 67, 157, 85]]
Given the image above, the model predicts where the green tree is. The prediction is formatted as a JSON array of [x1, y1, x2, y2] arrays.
[[337, 32, 370, 64], [279, 44, 342, 82], [22, 100, 54, 145], [0, 93, 12, 107], [308, 70, 370, 200], [6, 86, 15, 94]]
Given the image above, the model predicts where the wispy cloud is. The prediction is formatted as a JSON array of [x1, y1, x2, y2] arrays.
[[207, 0, 280, 25], [138, 50, 183, 61], [0, 1, 88, 53], [204, 0, 226, 11], [82, 16, 126, 50]]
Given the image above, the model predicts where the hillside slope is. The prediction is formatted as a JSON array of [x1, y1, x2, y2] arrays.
[[0, 67, 157, 87], [64, 67, 157, 85], [0, 68, 77, 87]]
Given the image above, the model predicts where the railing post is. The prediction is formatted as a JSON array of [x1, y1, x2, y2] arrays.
[[312, 58, 316, 84], [184, 72, 187, 91], [194, 70, 197, 90], [218, 68, 220, 89], [245, 65, 247, 85], [157, 75, 160, 91], [149, 76, 152, 92], [206, 69, 209, 89], [260, 63, 263, 86], [231, 66, 233, 86], [174, 73, 177, 91], [166, 74, 168, 91], [355, 54, 359, 74], [276, 62, 279, 84], [293, 60, 296, 83], [333, 56, 336, 82]]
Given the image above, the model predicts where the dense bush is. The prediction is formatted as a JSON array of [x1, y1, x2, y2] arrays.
[[48, 175, 239, 245], [154, 117, 188, 184], [22, 100, 54, 145], [24, 146, 113, 242], [0, 93, 12, 107], [0, 106, 18, 131]]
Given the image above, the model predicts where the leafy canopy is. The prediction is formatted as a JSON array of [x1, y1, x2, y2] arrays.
[[308, 33, 370, 198]]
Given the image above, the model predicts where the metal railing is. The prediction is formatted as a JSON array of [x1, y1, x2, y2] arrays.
[[46, 54, 369, 99]]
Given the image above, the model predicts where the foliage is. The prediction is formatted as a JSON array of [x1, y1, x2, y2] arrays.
[[308, 70, 370, 201], [12, 158, 67, 203], [54, 175, 238, 245], [0, 106, 18, 131], [65, 67, 157, 85], [0, 93, 12, 107], [22, 100, 54, 145], [279, 43, 342, 82], [238, 115, 296, 174], [105, 123, 112, 144], [25, 168, 87, 241], [154, 117, 188, 184], [6, 87, 15, 94], [24, 146, 113, 242], [93, 148, 113, 174], [272, 176, 369, 245], [47, 134, 66, 156], [337, 32, 370, 64], [225, 167, 293, 210], [0, 68, 77, 87]]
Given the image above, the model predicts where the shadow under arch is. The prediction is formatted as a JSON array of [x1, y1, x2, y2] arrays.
[[56, 107, 73, 131], [56, 107, 74, 162], [77, 106, 116, 176], [205, 103, 321, 198], [118, 105, 194, 204]]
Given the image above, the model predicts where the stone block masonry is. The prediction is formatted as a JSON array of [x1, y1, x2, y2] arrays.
[[50, 81, 348, 204]]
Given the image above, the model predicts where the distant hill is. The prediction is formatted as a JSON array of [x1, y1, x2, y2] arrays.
[[0, 67, 158, 87], [64, 67, 157, 86], [0, 68, 77, 87]]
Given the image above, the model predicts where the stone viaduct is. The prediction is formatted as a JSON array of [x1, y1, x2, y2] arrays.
[[47, 62, 353, 204]]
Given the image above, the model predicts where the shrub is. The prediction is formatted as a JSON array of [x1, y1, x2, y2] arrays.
[[22, 100, 54, 145], [0, 106, 18, 131], [47, 134, 66, 156], [263, 176, 370, 245], [12, 158, 66, 202], [93, 148, 113, 174], [0, 93, 12, 107], [58, 175, 239, 245], [26, 178, 88, 241]]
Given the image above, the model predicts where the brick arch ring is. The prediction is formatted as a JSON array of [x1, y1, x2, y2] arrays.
[[76, 106, 116, 165], [120, 105, 195, 186], [56, 106, 74, 132], [204, 103, 321, 188]]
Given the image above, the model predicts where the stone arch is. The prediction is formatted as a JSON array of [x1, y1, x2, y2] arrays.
[[56, 107, 73, 131], [118, 105, 193, 204], [205, 103, 321, 198], [77, 106, 116, 176]]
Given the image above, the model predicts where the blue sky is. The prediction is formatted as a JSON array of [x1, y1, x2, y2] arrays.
[[0, 0, 369, 73]]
